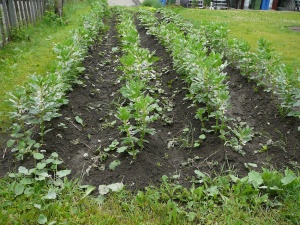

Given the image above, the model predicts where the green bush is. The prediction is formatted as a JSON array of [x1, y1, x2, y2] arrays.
[[142, 0, 163, 8]]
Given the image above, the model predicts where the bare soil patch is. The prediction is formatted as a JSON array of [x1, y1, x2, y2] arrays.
[[1, 18, 300, 191]]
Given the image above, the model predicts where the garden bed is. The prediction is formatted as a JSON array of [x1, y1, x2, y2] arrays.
[[1, 13, 300, 191]]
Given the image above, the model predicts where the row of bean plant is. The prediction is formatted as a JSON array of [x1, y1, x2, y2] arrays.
[[138, 9, 253, 155], [110, 7, 162, 159], [226, 37, 300, 120], [6, 0, 109, 162], [158, 8, 300, 129]]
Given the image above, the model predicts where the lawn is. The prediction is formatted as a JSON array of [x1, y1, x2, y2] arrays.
[[179, 8, 300, 68]]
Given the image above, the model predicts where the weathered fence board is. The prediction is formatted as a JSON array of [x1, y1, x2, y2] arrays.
[[0, 0, 65, 48]]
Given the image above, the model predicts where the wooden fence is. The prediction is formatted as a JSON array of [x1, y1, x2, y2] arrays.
[[0, 0, 64, 47]]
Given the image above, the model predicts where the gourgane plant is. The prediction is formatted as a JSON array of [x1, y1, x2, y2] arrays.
[[111, 9, 161, 159], [8, 152, 71, 196], [6, 0, 109, 160], [158, 8, 300, 129], [222, 31, 300, 122], [7, 74, 67, 160], [116, 93, 159, 159], [138, 8, 254, 154]]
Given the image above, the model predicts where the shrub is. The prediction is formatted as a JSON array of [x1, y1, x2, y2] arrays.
[[142, 0, 163, 8]]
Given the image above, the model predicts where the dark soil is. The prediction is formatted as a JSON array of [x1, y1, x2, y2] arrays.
[[1, 17, 300, 191]]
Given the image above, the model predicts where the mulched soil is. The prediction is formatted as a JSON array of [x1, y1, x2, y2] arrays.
[[1, 16, 300, 191]]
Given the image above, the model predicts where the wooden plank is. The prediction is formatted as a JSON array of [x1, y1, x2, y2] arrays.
[[38, 0, 43, 18], [38, 0, 43, 17], [7, 0, 18, 27], [22, 0, 30, 26], [26, 0, 32, 23], [29, 0, 36, 24], [42, 0, 46, 15], [18, 0, 27, 26], [35, 0, 40, 19], [40, 0, 45, 15], [13, 0, 20, 27], [31, 0, 37, 23], [2, 0, 11, 38], [0, 6, 6, 46]]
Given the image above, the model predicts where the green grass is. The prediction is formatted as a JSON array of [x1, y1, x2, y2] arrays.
[[1, 170, 300, 224], [178, 9, 300, 68], [0, 0, 92, 130]]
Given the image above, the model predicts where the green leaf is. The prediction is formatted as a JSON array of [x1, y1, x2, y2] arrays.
[[117, 146, 128, 153], [194, 170, 206, 178], [187, 212, 197, 222], [42, 189, 57, 200], [51, 152, 59, 158], [8, 173, 16, 178], [206, 186, 219, 197], [56, 170, 71, 178], [281, 169, 296, 185], [193, 142, 200, 147], [98, 185, 110, 195], [199, 134, 206, 140], [248, 170, 263, 187], [230, 175, 240, 183], [95, 194, 106, 205], [107, 182, 124, 192], [52, 159, 63, 165], [35, 171, 49, 180], [18, 166, 29, 174], [183, 127, 189, 132], [37, 214, 47, 224], [109, 160, 121, 171], [34, 204, 42, 210], [48, 221, 57, 225], [15, 183, 25, 196], [256, 194, 268, 204], [75, 116, 84, 125], [20, 178, 33, 185], [36, 163, 46, 170], [7, 139, 15, 147], [33, 152, 44, 160], [24, 187, 33, 197], [82, 185, 96, 198]]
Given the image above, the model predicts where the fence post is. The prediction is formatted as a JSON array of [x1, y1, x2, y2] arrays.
[[29, 0, 36, 24], [18, 0, 27, 26], [25, 0, 32, 23], [23, 0, 29, 25], [0, 8, 6, 47], [54, 0, 63, 17], [30, 0, 36, 24], [1, 0, 11, 39], [7, 0, 18, 28], [13, 0, 21, 27]]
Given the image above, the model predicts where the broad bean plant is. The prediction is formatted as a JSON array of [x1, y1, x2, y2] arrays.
[[6, 0, 109, 160], [112, 8, 161, 159], [158, 8, 300, 130], [138, 8, 253, 155]]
